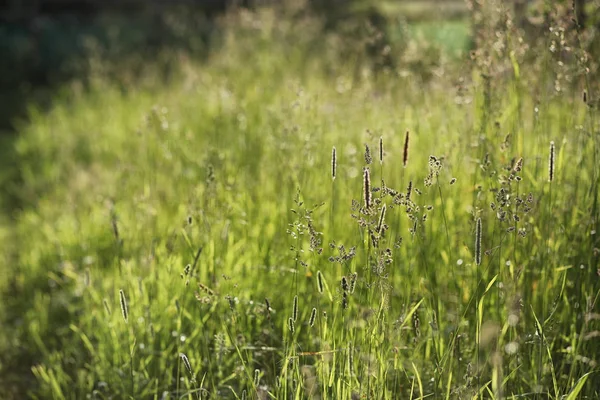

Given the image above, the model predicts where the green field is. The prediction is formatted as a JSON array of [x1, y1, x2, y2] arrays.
[[1, 3, 599, 399]]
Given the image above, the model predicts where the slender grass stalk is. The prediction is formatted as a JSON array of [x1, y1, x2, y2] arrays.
[[292, 295, 298, 322], [403, 130, 410, 168], [548, 141, 555, 182]]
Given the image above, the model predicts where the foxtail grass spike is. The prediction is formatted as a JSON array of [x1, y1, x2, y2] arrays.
[[119, 289, 128, 323], [309, 307, 317, 327], [317, 270, 324, 294], [180, 353, 193, 376], [332, 146, 337, 180], [379, 136, 384, 164], [403, 130, 410, 168], [475, 218, 482, 266], [363, 167, 372, 209]]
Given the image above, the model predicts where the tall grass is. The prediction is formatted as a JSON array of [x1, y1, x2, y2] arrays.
[[0, 2, 599, 399]]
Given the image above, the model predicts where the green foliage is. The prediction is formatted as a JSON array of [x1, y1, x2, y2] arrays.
[[0, 3, 599, 399]]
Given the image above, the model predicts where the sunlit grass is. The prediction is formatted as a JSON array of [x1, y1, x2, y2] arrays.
[[0, 4, 598, 400]]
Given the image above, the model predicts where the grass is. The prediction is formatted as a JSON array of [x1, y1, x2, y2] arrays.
[[0, 3, 599, 399]]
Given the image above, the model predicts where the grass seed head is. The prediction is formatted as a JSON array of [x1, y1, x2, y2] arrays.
[[379, 136, 384, 164], [475, 218, 482, 266], [288, 317, 295, 333], [513, 157, 523, 173], [119, 289, 128, 323], [309, 307, 317, 327], [364, 144, 372, 165], [332, 146, 337, 180], [317, 270, 324, 294], [341, 276, 348, 292], [403, 130, 410, 168], [180, 353, 193, 377], [342, 292, 348, 309], [412, 310, 420, 338], [363, 167, 372, 209]]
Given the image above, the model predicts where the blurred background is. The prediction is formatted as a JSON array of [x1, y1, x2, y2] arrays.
[[1, 0, 598, 133], [0, 0, 476, 132]]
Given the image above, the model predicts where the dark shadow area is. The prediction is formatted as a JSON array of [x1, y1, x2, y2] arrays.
[[0, 1, 232, 222], [0, 1, 235, 134]]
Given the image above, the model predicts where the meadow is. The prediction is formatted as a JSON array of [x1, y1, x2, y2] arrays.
[[0, 1, 599, 399]]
